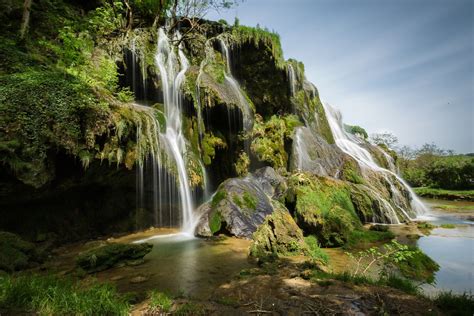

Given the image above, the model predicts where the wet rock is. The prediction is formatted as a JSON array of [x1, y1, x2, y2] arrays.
[[290, 126, 345, 177], [195, 167, 287, 238], [130, 275, 149, 284], [76, 242, 153, 273]]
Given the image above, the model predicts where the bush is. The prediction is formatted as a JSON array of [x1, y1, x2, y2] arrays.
[[425, 156, 474, 190], [433, 291, 474, 316]]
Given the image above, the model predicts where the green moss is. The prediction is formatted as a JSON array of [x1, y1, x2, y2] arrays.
[[211, 190, 227, 209], [341, 159, 365, 184], [243, 191, 258, 210], [293, 91, 334, 144], [417, 222, 437, 235], [76, 243, 153, 273], [209, 211, 223, 235], [250, 203, 307, 260], [440, 223, 456, 229], [234, 151, 250, 176], [231, 25, 285, 69], [250, 114, 302, 169], [395, 247, 439, 284], [344, 229, 395, 250], [304, 235, 329, 264], [288, 173, 361, 246], [349, 185, 377, 222], [201, 132, 227, 165]]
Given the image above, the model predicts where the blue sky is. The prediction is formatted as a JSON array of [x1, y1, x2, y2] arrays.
[[208, 0, 473, 153]]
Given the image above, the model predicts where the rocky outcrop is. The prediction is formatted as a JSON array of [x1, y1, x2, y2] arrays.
[[195, 167, 286, 238], [76, 242, 153, 273], [249, 202, 306, 259], [290, 126, 345, 176]]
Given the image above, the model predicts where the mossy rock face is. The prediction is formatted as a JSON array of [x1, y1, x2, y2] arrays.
[[340, 158, 365, 184], [249, 114, 302, 170], [76, 242, 153, 273], [195, 167, 287, 238], [287, 173, 361, 246], [290, 126, 345, 176], [0, 231, 43, 272], [250, 202, 306, 260]]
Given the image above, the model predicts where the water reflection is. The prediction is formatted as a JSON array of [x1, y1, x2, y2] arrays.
[[98, 233, 252, 299], [417, 199, 474, 295]]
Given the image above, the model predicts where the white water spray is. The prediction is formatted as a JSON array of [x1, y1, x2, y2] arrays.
[[218, 38, 253, 132], [155, 28, 198, 234], [321, 102, 428, 221]]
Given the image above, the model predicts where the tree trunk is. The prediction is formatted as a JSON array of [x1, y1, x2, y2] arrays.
[[19, 0, 33, 39]]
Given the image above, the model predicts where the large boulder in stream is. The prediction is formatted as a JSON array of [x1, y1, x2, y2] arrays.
[[195, 167, 287, 238], [76, 242, 153, 273], [249, 202, 307, 259]]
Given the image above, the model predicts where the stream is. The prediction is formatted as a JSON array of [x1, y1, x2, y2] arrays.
[[94, 231, 253, 300], [416, 198, 474, 295]]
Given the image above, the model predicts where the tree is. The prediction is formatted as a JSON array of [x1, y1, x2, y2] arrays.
[[167, 0, 238, 43], [370, 132, 398, 149], [19, 0, 33, 39]]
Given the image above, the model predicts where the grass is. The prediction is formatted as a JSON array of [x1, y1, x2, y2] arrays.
[[395, 247, 439, 284], [440, 223, 456, 229], [0, 274, 130, 315], [344, 229, 395, 249], [304, 235, 329, 264], [417, 222, 437, 235], [414, 187, 474, 201], [311, 271, 418, 295], [433, 291, 474, 316], [148, 290, 173, 313], [175, 302, 206, 315]]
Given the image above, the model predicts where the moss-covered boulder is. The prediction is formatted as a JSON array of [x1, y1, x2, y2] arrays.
[[287, 173, 361, 246], [76, 242, 153, 273], [249, 202, 306, 260], [195, 167, 287, 238], [0, 231, 43, 272]]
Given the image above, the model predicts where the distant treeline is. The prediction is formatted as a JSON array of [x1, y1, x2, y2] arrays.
[[396, 144, 473, 190]]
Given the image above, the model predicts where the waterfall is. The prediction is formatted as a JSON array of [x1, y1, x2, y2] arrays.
[[287, 64, 297, 97], [321, 102, 428, 222], [218, 38, 253, 132], [155, 28, 198, 234]]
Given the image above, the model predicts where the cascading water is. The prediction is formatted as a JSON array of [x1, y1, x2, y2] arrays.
[[287, 64, 297, 97], [155, 28, 198, 234], [321, 101, 428, 222], [218, 38, 253, 133]]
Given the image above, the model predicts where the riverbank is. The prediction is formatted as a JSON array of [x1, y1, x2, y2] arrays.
[[2, 220, 473, 315], [414, 187, 474, 201]]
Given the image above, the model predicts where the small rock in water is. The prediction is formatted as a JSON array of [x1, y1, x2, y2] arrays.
[[130, 275, 148, 284], [111, 275, 124, 281]]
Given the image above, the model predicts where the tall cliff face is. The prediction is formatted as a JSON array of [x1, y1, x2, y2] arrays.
[[0, 5, 424, 242]]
